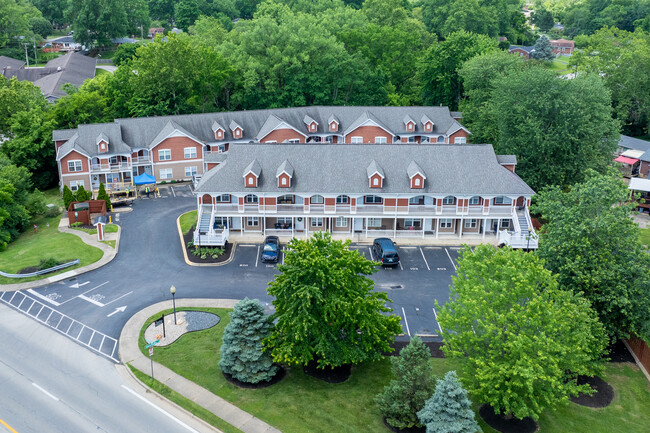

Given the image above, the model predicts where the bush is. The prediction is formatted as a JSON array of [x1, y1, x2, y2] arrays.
[[45, 205, 61, 217], [187, 240, 194, 248], [170, 179, 177, 184], [75, 185, 91, 202], [70, 222, 83, 227], [25, 189, 47, 217], [96, 183, 111, 210], [160, 181, 166, 184], [39, 257, 60, 270], [62, 185, 74, 209], [418, 371, 479, 433], [191, 247, 224, 259]]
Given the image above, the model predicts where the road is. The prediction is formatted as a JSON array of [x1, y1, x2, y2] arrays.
[[0, 303, 208, 433], [0, 184, 462, 362]]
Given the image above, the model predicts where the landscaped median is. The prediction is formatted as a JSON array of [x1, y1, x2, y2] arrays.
[[177, 210, 234, 265], [132, 306, 650, 433], [0, 214, 104, 285]]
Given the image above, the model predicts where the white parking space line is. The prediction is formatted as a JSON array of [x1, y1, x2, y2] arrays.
[[121, 386, 200, 433], [432, 307, 443, 334], [400, 246, 417, 249], [401, 307, 411, 336], [419, 247, 430, 271], [280, 251, 284, 265], [104, 291, 133, 306], [444, 248, 457, 271], [78, 295, 105, 307], [424, 246, 441, 249], [238, 244, 256, 247], [399, 260, 403, 271], [171, 186, 176, 197], [32, 383, 59, 401], [256, 246, 260, 267], [26, 289, 61, 306], [368, 247, 374, 261]]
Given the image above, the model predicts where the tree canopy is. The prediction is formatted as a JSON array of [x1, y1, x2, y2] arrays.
[[534, 169, 650, 341], [418, 370, 479, 433], [265, 231, 401, 368], [437, 245, 607, 420]]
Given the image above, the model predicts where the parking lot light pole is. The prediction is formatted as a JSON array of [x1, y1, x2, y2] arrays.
[[170, 285, 177, 325]]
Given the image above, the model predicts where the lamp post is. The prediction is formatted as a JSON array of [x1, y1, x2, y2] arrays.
[[170, 285, 177, 325]]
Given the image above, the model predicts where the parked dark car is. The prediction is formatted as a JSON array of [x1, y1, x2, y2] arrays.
[[261, 236, 280, 263], [372, 238, 400, 266]]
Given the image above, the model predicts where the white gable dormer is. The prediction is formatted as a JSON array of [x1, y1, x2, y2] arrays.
[[421, 114, 434, 132], [404, 115, 416, 132], [97, 133, 109, 154], [303, 115, 319, 133], [212, 120, 225, 140], [230, 120, 243, 139], [328, 114, 339, 132]]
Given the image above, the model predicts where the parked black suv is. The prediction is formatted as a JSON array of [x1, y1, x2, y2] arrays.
[[372, 238, 400, 266]]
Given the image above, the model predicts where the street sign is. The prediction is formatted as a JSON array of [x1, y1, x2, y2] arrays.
[[148, 347, 154, 356], [145, 339, 159, 349]]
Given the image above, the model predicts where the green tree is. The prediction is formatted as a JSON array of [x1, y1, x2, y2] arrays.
[[235, 0, 262, 18], [174, 0, 200, 31], [417, 371, 479, 433], [265, 231, 401, 368], [62, 185, 74, 209], [25, 189, 46, 217], [29, 16, 52, 38], [0, 155, 32, 245], [74, 184, 90, 202], [66, 0, 128, 48], [534, 169, 650, 340], [0, 0, 43, 48], [531, 6, 555, 32], [32, 0, 67, 27], [0, 77, 48, 136], [437, 245, 607, 420], [375, 336, 436, 429], [419, 30, 497, 109], [486, 67, 619, 191], [112, 41, 142, 66], [530, 34, 555, 60], [96, 183, 111, 210], [51, 78, 111, 129], [124, 0, 150, 37], [219, 298, 278, 384], [570, 27, 650, 136]]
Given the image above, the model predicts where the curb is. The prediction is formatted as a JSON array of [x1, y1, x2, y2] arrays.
[[0, 224, 121, 292], [177, 212, 236, 267]]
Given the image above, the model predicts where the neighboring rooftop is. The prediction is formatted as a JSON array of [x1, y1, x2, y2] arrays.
[[0, 56, 25, 75]]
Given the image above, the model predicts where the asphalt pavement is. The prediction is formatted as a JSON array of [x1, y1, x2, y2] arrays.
[[0, 187, 462, 362]]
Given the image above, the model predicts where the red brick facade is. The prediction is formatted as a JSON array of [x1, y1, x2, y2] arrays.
[[152, 137, 203, 163], [261, 128, 305, 143], [60, 150, 89, 174], [345, 126, 392, 143]]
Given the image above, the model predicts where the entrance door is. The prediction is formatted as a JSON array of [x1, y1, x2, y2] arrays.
[[91, 174, 100, 190]]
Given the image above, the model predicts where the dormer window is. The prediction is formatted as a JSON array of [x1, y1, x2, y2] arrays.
[[407, 161, 426, 189], [230, 120, 243, 139], [310, 122, 317, 132], [276, 159, 293, 188], [424, 122, 433, 132], [243, 159, 260, 187], [96, 133, 109, 154], [367, 160, 384, 189], [406, 122, 414, 132], [403, 115, 416, 132], [212, 120, 225, 140], [421, 115, 434, 132], [303, 115, 319, 133], [328, 115, 339, 132]]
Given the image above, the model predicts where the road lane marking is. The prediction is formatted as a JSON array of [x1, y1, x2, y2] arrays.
[[256, 246, 260, 267], [121, 385, 200, 433], [399, 260, 403, 271], [444, 248, 457, 271], [401, 307, 411, 336], [238, 244, 256, 247], [171, 186, 176, 197], [78, 294, 105, 307], [69, 281, 90, 288], [26, 289, 61, 306], [104, 291, 133, 306], [432, 307, 443, 334], [32, 383, 59, 401], [0, 419, 19, 433], [368, 247, 374, 261], [419, 247, 430, 270]]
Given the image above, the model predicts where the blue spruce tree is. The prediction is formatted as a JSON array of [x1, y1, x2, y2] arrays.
[[418, 371, 479, 433], [531, 35, 555, 61]]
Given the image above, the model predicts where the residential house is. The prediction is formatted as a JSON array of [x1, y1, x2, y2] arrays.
[[192, 143, 537, 249], [550, 38, 574, 55], [48, 36, 83, 52], [616, 135, 650, 178], [0, 56, 25, 77], [509, 45, 535, 59], [148, 28, 165, 38]]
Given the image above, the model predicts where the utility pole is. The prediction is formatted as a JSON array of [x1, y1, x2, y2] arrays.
[[23, 42, 30, 67], [33, 39, 38, 65]]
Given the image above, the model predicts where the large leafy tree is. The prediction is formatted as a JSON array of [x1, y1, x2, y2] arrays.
[[484, 66, 619, 191], [66, 0, 129, 48], [571, 27, 650, 136], [534, 169, 650, 340], [0, 0, 43, 48], [375, 336, 436, 429], [418, 371, 479, 433], [0, 155, 33, 247], [265, 231, 401, 368], [438, 245, 607, 420], [419, 30, 497, 110]]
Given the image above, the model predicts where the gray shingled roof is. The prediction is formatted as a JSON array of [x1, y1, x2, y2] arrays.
[[421, 114, 433, 125], [407, 161, 426, 178], [244, 159, 261, 177], [96, 132, 109, 145], [196, 144, 535, 196], [276, 160, 294, 177], [619, 135, 650, 152], [53, 128, 77, 142], [256, 114, 304, 140], [148, 120, 201, 148], [403, 115, 415, 125], [509, 45, 535, 54], [367, 160, 384, 178], [230, 120, 242, 131], [343, 111, 392, 136], [57, 123, 130, 159], [327, 114, 338, 126], [205, 152, 228, 163], [0, 56, 25, 75], [496, 155, 517, 165], [303, 114, 317, 126], [211, 120, 224, 132]]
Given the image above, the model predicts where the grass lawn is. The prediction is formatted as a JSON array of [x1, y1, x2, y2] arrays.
[[43, 188, 63, 208], [0, 215, 104, 284], [639, 228, 650, 246], [95, 68, 110, 76], [548, 58, 569, 73], [139, 308, 650, 433], [101, 240, 116, 248], [179, 210, 197, 235], [71, 224, 119, 235]]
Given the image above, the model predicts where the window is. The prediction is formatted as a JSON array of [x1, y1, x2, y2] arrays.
[[215, 194, 230, 203], [109, 156, 118, 164], [184, 166, 197, 177], [158, 149, 171, 161], [351, 136, 363, 144], [469, 196, 480, 205], [404, 218, 421, 228], [160, 168, 173, 179], [409, 196, 423, 205], [336, 195, 349, 204], [214, 217, 228, 226], [68, 160, 83, 172], [372, 177, 380, 186], [184, 147, 197, 159], [500, 220, 510, 228], [278, 195, 294, 204], [454, 136, 467, 144], [421, 137, 430, 143], [464, 219, 477, 228], [413, 177, 421, 187], [408, 136, 415, 143], [407, 122, 414, 131], [217, 144, 226, 152], [277, 217, 291, 225], [367, 218, 382, 227], [106, 173, 120, 183], [326, 135, 333, 143], [437, 136, 445, 143], [287, 139, 300, 143], [442, 196, 455, 205], [335, 217, 347, 227], [375, 136, 387, 144], [310, 195, 324, 204], [281, 177, 288, 186], [247, 217, 259, 227], [247, 176, 254, 185], [494, 196, 512, 205], [69, 180, 84, 191], [365, 195, 383, 204], [245, 194, 258, 203], [311, 217, 323, 227], [440, 219, 453, 228]]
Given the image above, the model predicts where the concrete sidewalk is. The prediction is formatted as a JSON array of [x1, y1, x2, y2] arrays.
[[119, 299, 282, 433], [1, 216, 121, 291]]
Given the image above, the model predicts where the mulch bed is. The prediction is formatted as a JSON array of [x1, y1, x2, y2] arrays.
[[383, 339, 444, 358], [570, 375, 615, 408], [608, 339, 635, 363], [18, 266, 40, 274], [303, 360, 352, 383], [222, 366, 286, 389], [183, 230, 233, 264], [479, 405, 538, 433], [383, 419, 425, 433]]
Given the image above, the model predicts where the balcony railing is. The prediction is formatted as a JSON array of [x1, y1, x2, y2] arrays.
[[91, 162, 131, 172], [131, 156, 151, 165]]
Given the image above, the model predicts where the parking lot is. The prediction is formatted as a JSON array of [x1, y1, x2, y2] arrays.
[[225, 241, 466, 339], [138, 183, 194, 200]]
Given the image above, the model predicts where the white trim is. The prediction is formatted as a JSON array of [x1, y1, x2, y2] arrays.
[[150, 129, 205, 150], [158, 149, 172, 161], [344, 118, 394, 137], [67, 159, 83, 172], [159, 168, 173, 179], [446, 124, 471, 137], [258, 121, 308, 141], [183, 147, 197, 159], [153, 158, 203, 165], [351, 136, 363, 144], [61, 172, 90, 177], [57, 147, 91, 161]]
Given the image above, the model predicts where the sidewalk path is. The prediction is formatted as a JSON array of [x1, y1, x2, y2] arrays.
[[119, 299, 282, 433], [1, 216, 120, 291]]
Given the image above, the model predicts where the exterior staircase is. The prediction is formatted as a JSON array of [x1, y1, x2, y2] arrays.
[[198, 204, 212, 234], [193, 204, 229, 247], [497, 207, 538, 249]]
